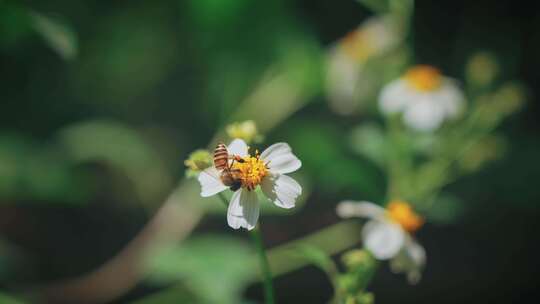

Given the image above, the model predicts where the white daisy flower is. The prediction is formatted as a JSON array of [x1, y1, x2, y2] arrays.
[[198, 139, 302, 230], [326, 16, 400, 115], [379, 65, 465, 131], [337, 200, 426, 284]]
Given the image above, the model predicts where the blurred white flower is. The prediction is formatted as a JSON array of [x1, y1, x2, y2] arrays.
[[379, 65, 465, 131], [337, 200, 426, 284], [326, 16, 400, 115], [340, 16, 401, 63], [198, 139, 302, 230], [326, 49, 365, 115]]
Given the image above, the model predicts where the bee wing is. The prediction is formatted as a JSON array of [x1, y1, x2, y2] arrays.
[[198, 167, 228, 197]]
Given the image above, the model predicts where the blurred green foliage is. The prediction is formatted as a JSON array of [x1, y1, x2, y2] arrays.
[[145, 235, 256, 304], [0, 134, 89, 204], [0, 292, 25, 304], [58, 120, 173, 205], [30, 12, 77, 60], [282, 120, 385, 201], [0, 0, 538, 303], [0, 1, 77, 59]]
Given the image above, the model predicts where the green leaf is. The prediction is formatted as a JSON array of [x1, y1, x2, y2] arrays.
[[293, 245, 338, 279], [0, 292, 26, 304], [145, 235, 257, 304], [267, 221, 364, 277], [129, 284, 197, 304], [57, 120, 173, 206], [30, 12, 77, 60], [0, 134, 89, 204]]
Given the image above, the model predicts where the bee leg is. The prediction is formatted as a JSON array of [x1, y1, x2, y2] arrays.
[[229, 157, 236, 169], [233, 155, 245, 163]]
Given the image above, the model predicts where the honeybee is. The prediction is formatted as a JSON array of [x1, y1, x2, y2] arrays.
[[213, 142, 245, 191]]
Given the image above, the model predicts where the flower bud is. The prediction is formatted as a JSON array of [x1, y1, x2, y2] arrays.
[[338, 250, 377, 299], [342, 249, 376, 271], [344, 292, 375, 304], [493, 82, 526, 115], [225, 120, 262, 144], [466, 52, 499, 88], [184, 149, 212, 178]]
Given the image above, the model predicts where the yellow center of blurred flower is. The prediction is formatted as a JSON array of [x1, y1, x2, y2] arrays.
[[341, 30, 373, 62], [232, 153, 268, 191], [387, 200, 424, 233], [404, 65, 442, 92]]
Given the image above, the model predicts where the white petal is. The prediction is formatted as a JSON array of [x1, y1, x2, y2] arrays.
[[261, 174, 301, 209], [336, 201, 386, 220], [198, 167, 227, 197], [362, 220, 404, 260], [261, 143, 301, 174], [437, 79, 465, 118], [378, 79, 411, 114], [325, 48, 362, 115], [403, 99, 446, 131], [260, 142, 291, 161], [227, 138, 249, 157], [227, 189, 259, 230], [404, 239, 426, 284], [405, 237, 426, 270], [389, 237, 426, 284], [360, 16, 400, 54]]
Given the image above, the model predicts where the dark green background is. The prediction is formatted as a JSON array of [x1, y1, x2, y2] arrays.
[[1, 0, 539, 303]]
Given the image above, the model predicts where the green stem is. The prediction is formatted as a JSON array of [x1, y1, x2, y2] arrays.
[[217, 192, 275, 304], [385, 115, 414, 201], [360, 258, 379, 291], [218, 192, 229, 208], [250, 225, 275, 304]]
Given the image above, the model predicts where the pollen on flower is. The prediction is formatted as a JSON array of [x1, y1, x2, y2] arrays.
[[387, 200, 424, 233], [232, 152, 268, 191], [404, 65, 442, 92]]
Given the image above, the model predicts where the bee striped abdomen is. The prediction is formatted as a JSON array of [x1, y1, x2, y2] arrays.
[[219, 168, 240, 185], [213, 143, 229, 170]]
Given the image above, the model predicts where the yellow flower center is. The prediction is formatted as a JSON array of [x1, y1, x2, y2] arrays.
[[340, 29, 373, 62], [232, 153, 268, 191], [386, 200, 424, 233], [404, 65, 442, 92]]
